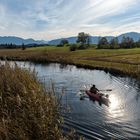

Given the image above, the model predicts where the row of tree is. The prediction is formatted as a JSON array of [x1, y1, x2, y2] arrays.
[[0, 43, 49, 50], [58, 32, 140, 50], [98, 36, 140, 49], [0, 43, 21, 49], [0, 43, 30, 50]]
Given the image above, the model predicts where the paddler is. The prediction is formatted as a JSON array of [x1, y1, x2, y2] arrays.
[[90, 85, 99, 94]]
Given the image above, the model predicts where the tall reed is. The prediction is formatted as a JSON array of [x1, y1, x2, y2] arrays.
[[0, 62, 64, 140]]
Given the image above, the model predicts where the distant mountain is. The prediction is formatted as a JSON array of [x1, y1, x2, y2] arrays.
[[48, 32, 140, 45], [117, 32, 140, 42], [48, 37, 77, 45], [48, 36, 114, 45], [1, 32, 140, 46], [90, 36, 114, 44], [0, 36, 46, 45]]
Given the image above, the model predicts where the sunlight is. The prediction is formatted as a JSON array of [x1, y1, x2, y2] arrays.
[[109, 94, 119, 110], [108, 94, 124, 119]]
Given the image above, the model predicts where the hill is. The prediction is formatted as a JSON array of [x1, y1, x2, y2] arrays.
[[0, 36, 45, 45], [48, 32, 140, 45], [0, 32, 140, 46]]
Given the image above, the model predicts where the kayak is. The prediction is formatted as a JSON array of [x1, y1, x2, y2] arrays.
[[86, 90, 110, 107]]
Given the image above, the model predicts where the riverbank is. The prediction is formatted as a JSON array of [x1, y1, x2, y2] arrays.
[[0, 46, 140, 79], [0, 62, 66, 139]]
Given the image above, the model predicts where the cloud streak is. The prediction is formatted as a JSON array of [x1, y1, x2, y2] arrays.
[[0, 0, 140, 40]]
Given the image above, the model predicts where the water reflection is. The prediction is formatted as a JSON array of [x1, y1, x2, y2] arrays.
[[109, 94, 119, 110], [1, 61, 140, 139], [108, 93, 125, 120]]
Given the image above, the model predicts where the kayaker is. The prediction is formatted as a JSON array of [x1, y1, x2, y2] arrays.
[[90, 85, 99, 94]]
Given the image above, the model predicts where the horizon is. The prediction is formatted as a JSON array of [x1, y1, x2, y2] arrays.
[[0, 31, 140, 42], [0, 0, 140, 40]]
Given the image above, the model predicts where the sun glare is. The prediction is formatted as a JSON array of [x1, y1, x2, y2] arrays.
[[109, 94, 119, 110], [108, 94, 125, 120]]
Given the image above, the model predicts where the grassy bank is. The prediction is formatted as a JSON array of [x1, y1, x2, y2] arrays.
[[0, 46, 140, 78], [0, 62, 66, 140]]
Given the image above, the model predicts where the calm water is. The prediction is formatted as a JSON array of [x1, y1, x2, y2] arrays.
[[5, 61, 140, 139]]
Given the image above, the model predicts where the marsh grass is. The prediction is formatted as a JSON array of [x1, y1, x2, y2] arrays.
[[0, 62, 66, 140]]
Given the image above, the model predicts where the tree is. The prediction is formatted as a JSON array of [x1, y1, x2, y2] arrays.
[[97, 37, 109, 49], [110, 37, 119, 49], [22, 43, 26, 50], [77, 32, 90, 49], [120, 36, 126, 48], [126, 37, 134, 48], [59, 39, 69, 46], [137, 38, 140, 47], [120, 36, 134, 48], [87, 34, 92, 47]]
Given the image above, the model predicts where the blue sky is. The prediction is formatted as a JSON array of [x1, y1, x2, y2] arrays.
[[0, 0, 140, 40]]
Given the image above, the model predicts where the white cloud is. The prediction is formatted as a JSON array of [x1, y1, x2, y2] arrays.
[[0, 0, 139, 40]]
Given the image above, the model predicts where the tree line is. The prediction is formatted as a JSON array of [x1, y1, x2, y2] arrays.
[[57, 32, 140, 51], [0, 43, 49, 50], [98, 36, 140, 49]]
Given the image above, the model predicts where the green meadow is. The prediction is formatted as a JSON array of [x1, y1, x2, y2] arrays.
[[0, 46, 140, 78]]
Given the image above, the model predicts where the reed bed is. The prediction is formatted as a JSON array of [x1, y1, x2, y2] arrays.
[[0, 62, 66, 140]]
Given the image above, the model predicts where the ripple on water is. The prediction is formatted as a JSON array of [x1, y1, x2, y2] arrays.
[[4, 61, 140, 139]]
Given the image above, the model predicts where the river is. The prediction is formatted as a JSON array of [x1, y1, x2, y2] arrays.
[[5, 61, 140, 139]]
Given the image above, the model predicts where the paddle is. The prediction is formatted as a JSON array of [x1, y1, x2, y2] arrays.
[[99, 89, 112, 92], [82, 84, 112, 92], [80, 89, 112, 92]]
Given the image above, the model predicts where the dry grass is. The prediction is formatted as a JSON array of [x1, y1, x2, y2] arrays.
[[0, 62, 66, 140]]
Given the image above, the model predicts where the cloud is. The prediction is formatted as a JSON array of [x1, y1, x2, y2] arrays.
[[0, 0, 140, 40]]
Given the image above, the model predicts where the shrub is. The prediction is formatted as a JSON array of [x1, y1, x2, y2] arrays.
[[69, 44, 77, 51], [57, 44, 63, 47], [78, 44, 86, 50]]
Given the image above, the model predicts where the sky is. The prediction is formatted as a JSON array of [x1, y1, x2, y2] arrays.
[[0, 0, 140, 40]]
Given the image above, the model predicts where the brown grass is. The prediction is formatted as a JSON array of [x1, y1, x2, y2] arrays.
[[0, 62, 66, 140]]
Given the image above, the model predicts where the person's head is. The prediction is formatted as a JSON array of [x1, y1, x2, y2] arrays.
[[92, 85, 95, 88]]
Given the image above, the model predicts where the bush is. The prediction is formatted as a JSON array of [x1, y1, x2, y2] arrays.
[[69, 44, 77, 51], [78, 44, 87, 50], [97, 44, 110, 49], [56, 44, 63, 47]]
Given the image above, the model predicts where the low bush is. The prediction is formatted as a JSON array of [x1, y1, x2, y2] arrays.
[[69, 44, 77, 51]]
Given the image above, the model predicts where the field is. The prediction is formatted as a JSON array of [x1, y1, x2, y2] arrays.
[[0, 46, 140, 78]]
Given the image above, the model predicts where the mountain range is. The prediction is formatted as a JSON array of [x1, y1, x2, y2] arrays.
[[48, 32, 140, 45], [0, 32, 140, 46], [0, 36, 46, 45]]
